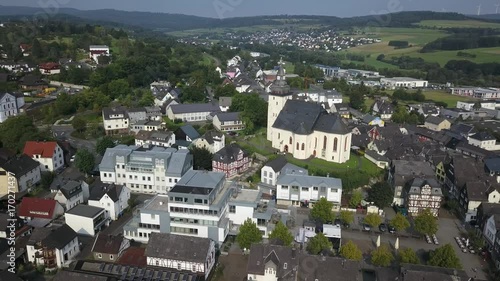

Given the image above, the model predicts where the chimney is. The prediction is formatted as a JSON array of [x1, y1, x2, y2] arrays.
[[291, 248, 296, 259], [327, 173, 330, 178]]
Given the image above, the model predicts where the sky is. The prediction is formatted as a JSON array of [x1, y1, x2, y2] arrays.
[[2, 0, 500, 18]]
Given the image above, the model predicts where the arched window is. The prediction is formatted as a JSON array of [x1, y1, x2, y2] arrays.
[[345, 137, 348, 151], [289, 137, 292, 145], [315, 137, 318, 149], [296, 142, 299, 150], [323, 136, 327, 150], [333, 137, 338, 152], [301, 143, 305, 150], [278, 133, 280, 139]]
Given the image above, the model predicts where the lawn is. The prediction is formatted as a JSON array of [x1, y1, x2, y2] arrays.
[[79, 112, 103, 123], [420, 90, 477, 108], [417, 20, 500, 29], [167, 23, 322, 37]]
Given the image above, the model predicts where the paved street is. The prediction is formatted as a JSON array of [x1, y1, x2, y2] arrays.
[[51, 124, 97, 151]]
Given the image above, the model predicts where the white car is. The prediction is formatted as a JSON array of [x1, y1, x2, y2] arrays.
[[70, 155, 76, 162]]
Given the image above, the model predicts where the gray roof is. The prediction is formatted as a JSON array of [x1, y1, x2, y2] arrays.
[[408, 178, 442, 196], [0, 154, 39, 179], [89, 181, 123, 202], [425, 116, 448, 126], [66, 204, 104, 218], [247, 244, 298, 279], [200, 130, 223, 145], [400, 264, 469, 281], [173, 170, 225, 191], [213, 143, 248, 164], [362, 114, 377, 124], [169, 102, 220, 114], [281, 163, 308, 176], [102, 106, 128, 120], [373, 100, 394, 114], [53, 271, 108, 281], [391, 160, 435, 186], [365, 149, 390, 162], [91, 233, 125, 255], [215, 111, 241, 122], [264, 156, 288, 172], [178, 125, 200, 140], [43, 224, 78, 249], [145, 233, 211, 263], [471, 131, 496, 141], [273, 99, 349, 135], [277, 174, 342, 188], [219, 97, 232, 107], [485, 157, 500, 173], [59, 181, 82, 199]]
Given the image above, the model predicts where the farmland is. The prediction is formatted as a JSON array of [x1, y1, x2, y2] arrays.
[[416, 20, 500, 29]]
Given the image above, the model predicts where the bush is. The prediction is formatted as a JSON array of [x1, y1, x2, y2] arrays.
[[388, 41, 409, 48]]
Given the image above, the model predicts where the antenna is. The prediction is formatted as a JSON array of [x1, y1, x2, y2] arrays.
[[477, 4, 482, 16]]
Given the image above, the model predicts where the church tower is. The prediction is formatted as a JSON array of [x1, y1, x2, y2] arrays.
[[267, 58, 294, 141]]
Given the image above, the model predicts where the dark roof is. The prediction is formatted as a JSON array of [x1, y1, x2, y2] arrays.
[[201, 130, 224, 145], [59, 181, 82, 199], [18, 74, 47, 87], [91, 233, 125, 254], [365, 150, 390, 162], [479, 202, 500, 217], [215, 111, 241, 122], [178, 125, 200, 140], [42, 224, 78, 249], [0, 154, 39, 178], [0, 271, 24, 281], [27, 227, 53, 245], [169, 102, 220, 114], [213, 143, 248, 164], [52, 270, 108, 281], [219, 97, 232, 107], [425, 116, 448, 125], [464, 181, 489, 201], [102, 106, 128, 120], [299, 255, 362, 281], [451, 123, 476, 136], [66, 204, 104, 218], [373, 100, 394, 114], [89, 182, 123, 202], [273, 99, 349, 135], [400, 263, 469, 281], [485, 157, 500, 173], [247, 244, 298, 279], [470, 131, 496, 141], [265, 156, 288, 172], [145, 233, 211, 263]]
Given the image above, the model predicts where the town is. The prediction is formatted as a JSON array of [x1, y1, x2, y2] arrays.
[[1, 5, 500, 281]]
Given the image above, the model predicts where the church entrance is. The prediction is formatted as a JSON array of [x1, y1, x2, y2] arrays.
[[284, 145, 288, 153], [313, 150, 316, 157]]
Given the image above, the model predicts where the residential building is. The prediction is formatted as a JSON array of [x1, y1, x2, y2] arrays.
[[65, 204, 109, 236], [91, 233, 130, 262], [192, 130, 225, 154], [459, 181, 500, 222], [485, 157, 500, 183], [213, 112, 245, 132], [457, 101, 496, 111], [219, 97, 232, 112], [361, 114, 385, 127], [380, 77, 428, 89], [0, 92, 24, 123], [276, 173, 342, 209], [99, 145, 193, 194], [445, 155, 485, 198], [424, 116, 451, 132], [174, 125, 200, 148], [102, 107, 129, 135], [388, 160, 435, 206], [404, 178, 442, 217], [450, 87, 500, 99], [88, 182, 130, 220], [53, 181, 84, 211], [260, 157, 308, 186], [333, 103, 350, 119], [18, 197, 64, 221], [145, 233, 216, 280], [127, 107, 147, 124], [134, 130, 176, 148], [166, 103, 220, 122], [26, 225, 79, 270], [23, 141, 64, 172], [145, 106, 162, 121], [483, 214, 500, 251], [89, 45, 110, 64], [212, 143, 250, 178], [130, 120, 164, 134], [469, 131, 499, 151], [372, 99, 394, 120], [0, 152, 41, 197], [39, 62, 61, 75], [364, 150, 390, 169]]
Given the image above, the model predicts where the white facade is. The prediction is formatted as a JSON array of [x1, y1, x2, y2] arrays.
[[484, 215, 499, 247], [89, 45, 110, 63], [380, 77, 428, 89], [261, 166, 279, 186], [103, 112, 129, 134], [469, 137, 499, 151], [192, 133, 225, 154], [88, 185, 131, 220], [65, 207, 108, 236], [27, 236, 79, 268], [166, 105, 218, 123], [0, 93, 24, 123], [25, 142, 64, 172], [54, 189, 83, 211], [457, 101, 496, 111]]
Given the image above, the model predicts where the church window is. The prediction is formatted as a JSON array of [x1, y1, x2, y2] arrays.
[[296, 142, 299, 150], [345, 137, 348, 151], [289, 137, 292, 145], [301, 143, 305, 150], [278, 133, 280, 139], [315, 137, 317, 148], [333, 138, 338, 152], [323, 136, 327, 150]]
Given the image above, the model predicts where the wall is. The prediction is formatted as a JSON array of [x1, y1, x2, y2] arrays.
[[65, 214, 96, 236]]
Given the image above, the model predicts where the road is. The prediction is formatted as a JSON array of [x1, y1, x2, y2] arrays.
[[51, 124, 97, 151]]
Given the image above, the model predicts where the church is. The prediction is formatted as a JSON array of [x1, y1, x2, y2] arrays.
[[266, 60, 352, 164]]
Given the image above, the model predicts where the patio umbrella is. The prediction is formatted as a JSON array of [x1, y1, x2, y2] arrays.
[[395, 237, 400, 251], [376, 235, 381, 248]]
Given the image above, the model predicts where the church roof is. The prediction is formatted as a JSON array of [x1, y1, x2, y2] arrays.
[[272, 99, 349, 135]]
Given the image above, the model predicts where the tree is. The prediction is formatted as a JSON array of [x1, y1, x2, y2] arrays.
[[96, 136, 116, 156], [40, 172, 55, 190], [428, 244, 462, 269], [371, 245, 394, 267], [390, 213, 410, 233], [214, 84, 238, 99], [414, 209, 438, 235], [349, 190, 363, 208], [310, 197, 334, 223], [339, 210, 354, 225], [473, 101, 481, 110], [364, 213, 382, 229], [189, 146, 213, 170], [236, 218, 262, 250], [307, 233, 332, 255], [269, 221, 294, 246], [349, 89, 365, 110], [368, 182, 393, 209], [399, 248, 419, 264], [72, 116, 87, 133], [340, 240, 363, 261], [75, 149, 95, 174]]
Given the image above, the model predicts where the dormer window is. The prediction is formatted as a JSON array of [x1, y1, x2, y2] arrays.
[[284, 262, 287, 269]]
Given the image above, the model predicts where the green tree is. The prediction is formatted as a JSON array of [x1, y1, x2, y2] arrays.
[[368, 182, 393, 209], [371, 245, 394, 267], [96, 136, 116, 156], [322, 80, 336, 90], [340, 240, 363, 261], [349, 190, 363, 208], [364, 213, 382, 229], [428, 244, 462, 269], [75, 149, 95, 174], [269, 221, 294, 246], [310, 197, 334, 223], [414, 209, 438, 235], [390, 213, 410, 233], [189, 146, 213, 170], [307, 233, 332, 255], [399, 248, 419, 264], [107, 79, 130, 99], [138, 91, 155, 107], [472, 101, 481, 110], [236, 218, 263, 250], [339, 210, 354, 225], [214, 84, 238, 99], [349, 89, 365, 110], [40, 172, 55, 190], [72, 116, 87, 133]]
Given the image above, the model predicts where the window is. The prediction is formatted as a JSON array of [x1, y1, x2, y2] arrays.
[[284, 263, 287, 269], [142, 176, 146, 181], [320, 187, 326, 193], [169, 178, 172, 183], [296, 142, 299, 150], [301, 143, 305, 150], [331, 188, 338, 193], [110, 255, 114, 260], [323, 136, 327, 150], [281, 185, 288, 190], [97, 253, 102, 258], [302, 187, 309, 191], [229, 205, 236, 213], [151, 214, 156, 219], [192, 264, 197, 272], [345, 136, 348, 151], [333, 137, 338, 152], [195, 199, 203, 204], [278, 133, 280, 139], [289, 137, 292, 145], [178, 263, 181, 270], [263, 171, 267, 177], [313, 186, 318, 191]]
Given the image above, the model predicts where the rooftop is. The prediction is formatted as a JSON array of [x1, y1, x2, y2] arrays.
[[145, 233, 212, 263], [142, 195, 169, 212], [171, 170, 225, 193], [66, 204, 104, 218]]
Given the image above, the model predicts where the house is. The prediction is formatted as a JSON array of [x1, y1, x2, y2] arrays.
[[457, 100, 496, 111], [380, 77, 428, 89], [99, 145, 193, 194], [0, 152, 41, 197], [166, 103, 220, 122], [404, 178, 442, 217], [397, 264, 469, 281], [26, 224, 79, 270], [364, 149, 390, 169], [444, 155, 485, 198], [134, 130, 175, 148], [450, 123, 477, 139], [459, 181, 500, 222], [18, 197, 64, 221], [219, 97, 232, 112], [65, 204, 109, 236], [372, 100, 394, 120], [130, 120, 164, 134], [18, 74, 48, 91], [469, 131, 499, 151], [145, 233, 216, 280], [0, 92, 24, 123], [212, 143, 250, 178], [361, 114, 384, 127], [451, 87, 500, 99], [127, 107, 147, 124], [174, 125, 200, 149], [53, 181, 84, 210], [213, 112, 245, 132], [145, 106, 162, 121], [89, 45, 110, 64], [39, 62, 61, 75], [485, 157, 500, 182], [102, 107, 129, 135], [276, 173, 342, 209], [260, 157, 308, 186], [192, 130, 225, 154], [424, 116, 451, 132], [88, 182, 130, 220], [23, 141, 64, 172], [91, 233, 130, 262], [333, 103, 350, 119], [388, 160, 435, 206]]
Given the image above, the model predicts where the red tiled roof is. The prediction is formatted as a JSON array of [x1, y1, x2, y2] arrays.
[[90, 50, 108, 55], [18, 197, 58, 219], [38, 62, 60, 70], [23, 141, 57, 158]]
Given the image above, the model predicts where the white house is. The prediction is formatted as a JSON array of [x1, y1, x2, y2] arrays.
[[89, 45, 110, 64], [38, 62, 60, 75], [65, 205, 109, 236], [98, 145, 193, 194], [213, 112, 245, 132], [468, 132, 500, 151], [484, 215, 500, 248], [23, 141, 64, 172], [219, 97, 232, 112], [130, 120, 164, 134], [0, 153, 41, 197], [260, 157, 308, 186], [135, 130, 176, 148], [102, 107, 129, 135], [380, 77, 428, 89], [145, 233, 216, 281], [167, 103, 220, 122], [460, 181, 500, 222], [53, 181, 84, 211], [192, 130, 225, 154], [457, 101, 496, 111], [0, 92, 24, 123], [88, 183, 130, 220], [26, 224, 80, 270], [276, 174, 342, 209]]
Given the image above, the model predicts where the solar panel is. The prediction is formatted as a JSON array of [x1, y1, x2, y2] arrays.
[[99, 263, 106, 272], [121, 272, 127, 280], [145, 270, 152, 278], [154, 270, 162, 281], [171, 272, 178, 281], [182, 274, 188, 281], [116, 265, 122, 273], [163, 272, 171, 281], [107, 264, 113, 273]]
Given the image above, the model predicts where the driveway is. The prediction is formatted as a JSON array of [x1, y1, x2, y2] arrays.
[[52, 124, 97, 152]]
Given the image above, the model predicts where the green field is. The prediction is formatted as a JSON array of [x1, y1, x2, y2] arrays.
[[420, 90, 477, 107], [167, 23, 322, 37], [417, 20, 500, 29]]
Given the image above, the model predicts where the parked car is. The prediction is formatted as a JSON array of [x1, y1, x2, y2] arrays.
[[70, 155, 76, 162], [379, 223, 387, 232], [334, 219, 341, 226], [363, 224, 371, 231], [388, 225, 396, 234]]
